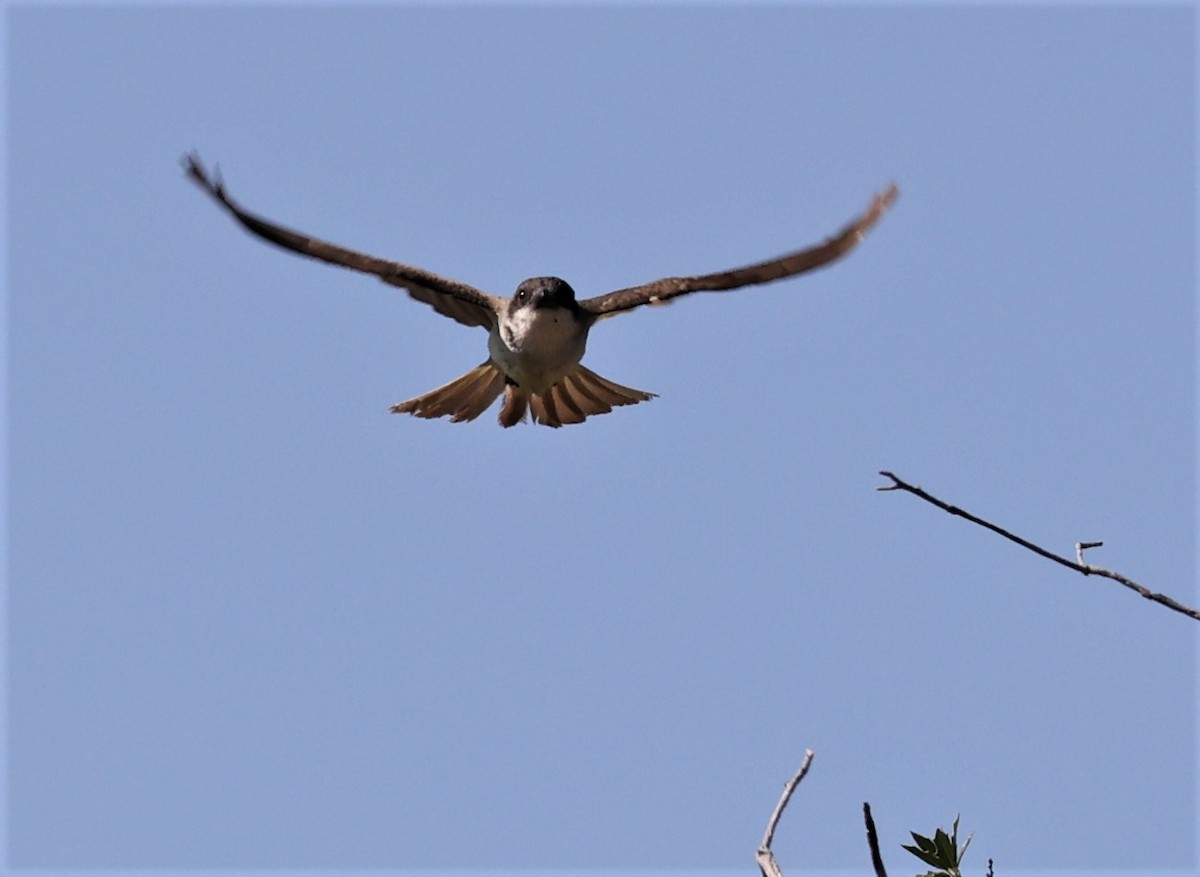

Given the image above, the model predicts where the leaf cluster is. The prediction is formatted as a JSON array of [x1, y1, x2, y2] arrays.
[[902, 814, 974, 877]]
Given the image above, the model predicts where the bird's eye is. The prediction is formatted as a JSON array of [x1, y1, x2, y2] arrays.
[[517, 289, 527, 301]]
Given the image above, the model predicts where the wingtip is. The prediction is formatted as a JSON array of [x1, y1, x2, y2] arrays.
[[182, 151, 226, 200], [853, 182, 900, 240], [181, 150, 206, 184], [872, 182, 900, 216]]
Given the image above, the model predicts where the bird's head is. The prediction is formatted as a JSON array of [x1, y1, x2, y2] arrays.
[[512, 276, 577, 312]]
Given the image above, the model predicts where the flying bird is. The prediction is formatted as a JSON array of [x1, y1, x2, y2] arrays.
[[184, 153, 897, 427]]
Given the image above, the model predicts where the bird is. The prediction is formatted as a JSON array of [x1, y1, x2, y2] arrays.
[[184, 153, 897, 428]]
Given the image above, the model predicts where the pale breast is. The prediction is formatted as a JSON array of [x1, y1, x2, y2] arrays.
[[488, 307, 588, 393]]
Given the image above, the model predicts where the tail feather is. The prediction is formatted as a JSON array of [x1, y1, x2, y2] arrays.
[[573, 365, 658, 407], [559, 371, 614, 412], [548, 382, 587, 423], [390, 361, 505, 422], [499, 385, 529, 427], [529, 384, 585, 427], [530, 365, 656, 427]]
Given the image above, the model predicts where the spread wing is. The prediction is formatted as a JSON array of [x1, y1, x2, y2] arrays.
[[578, 184, 898, 319], [183, 153, 500, 329]]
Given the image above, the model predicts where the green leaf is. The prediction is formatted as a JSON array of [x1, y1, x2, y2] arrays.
[[909, 831, 939, 855], [934, 828, 956, 865], [958, 831, 974, 864], [902, 840, 944, 869]]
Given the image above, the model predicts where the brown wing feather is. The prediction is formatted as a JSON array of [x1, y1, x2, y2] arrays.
[[579, 184, 898, 319], [183, 153, 500, 329]]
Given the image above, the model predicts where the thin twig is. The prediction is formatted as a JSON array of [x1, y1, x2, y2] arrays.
[[878, 471, 1200, 622], [863, 802, 888, 877], [756, 750, 815, 877], [1076, 541, 1103, 565]]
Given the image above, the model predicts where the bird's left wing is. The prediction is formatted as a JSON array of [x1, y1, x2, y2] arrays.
[[578, 184, 898, 320], [184, 153, 500, 329]]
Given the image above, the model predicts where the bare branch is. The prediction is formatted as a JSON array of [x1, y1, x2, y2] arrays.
[[756, 750, 815, 877], [878, 471, 1200, 622], [862, 802, 888, 877]]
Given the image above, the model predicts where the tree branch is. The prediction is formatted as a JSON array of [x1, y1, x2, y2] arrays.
[[863, 802, 888, 877], [756, 750, 815, 877], [877, 471, 1199, 622]]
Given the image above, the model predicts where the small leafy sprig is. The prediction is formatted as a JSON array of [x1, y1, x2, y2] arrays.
[[902, 815, 974, 877]]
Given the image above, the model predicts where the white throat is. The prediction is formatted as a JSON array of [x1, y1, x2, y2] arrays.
[[489, 305, 587, 393]]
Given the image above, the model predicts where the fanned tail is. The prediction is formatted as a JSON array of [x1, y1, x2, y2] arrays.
[[528, 365, 656, 428], [391, 362, 655, 428], [390, 361, 505, 422]]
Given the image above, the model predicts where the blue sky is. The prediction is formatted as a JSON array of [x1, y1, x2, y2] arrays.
[[5, 3, 1196, 875]]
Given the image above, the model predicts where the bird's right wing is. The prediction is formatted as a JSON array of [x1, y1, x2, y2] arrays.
[[578, 184, 898, 320], [184, 153, 500, 329]]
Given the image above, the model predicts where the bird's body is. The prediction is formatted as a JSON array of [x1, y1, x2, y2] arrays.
[[184, 153, 897, 427], [394, 275, 654, 427], [488, 281, 588, 394]]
